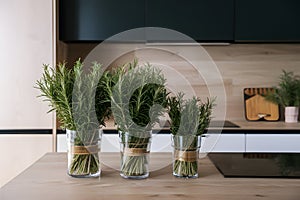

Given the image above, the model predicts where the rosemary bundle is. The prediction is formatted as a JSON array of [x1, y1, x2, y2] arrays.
[[106, 61, 167, 178], [119, 132, 151, 178], [36, 59, 111, 177], [168, 93, 214, 178]]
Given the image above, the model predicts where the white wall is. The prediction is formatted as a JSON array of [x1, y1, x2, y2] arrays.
[[0, 0, 54, 129]]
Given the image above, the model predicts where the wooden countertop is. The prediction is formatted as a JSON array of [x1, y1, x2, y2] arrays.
[[231, 120, 300, 130], [1, 153, 300, 200], [102, 119, 300, 132]]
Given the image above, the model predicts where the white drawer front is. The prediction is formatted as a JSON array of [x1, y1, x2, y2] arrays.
[[57, 134, 172, 152], [246, 134, 300, 152], [201, 134, 245, 153]]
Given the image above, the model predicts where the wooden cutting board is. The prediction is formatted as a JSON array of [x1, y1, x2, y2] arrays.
[[244, 88, 279, 121]]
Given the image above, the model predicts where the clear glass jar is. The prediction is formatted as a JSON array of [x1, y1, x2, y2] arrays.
[[171, 135, 201, 178], [119, 131, 152, 179], [66, 129, 102, 178]]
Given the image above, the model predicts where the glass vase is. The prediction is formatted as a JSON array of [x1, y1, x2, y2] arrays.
[[66, 129, 102, 178], [171, 135, 201, 178], [119, 131, 152, 179]]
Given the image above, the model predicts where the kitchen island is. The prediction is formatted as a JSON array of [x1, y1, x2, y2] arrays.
[[0, 153, 299, 200]]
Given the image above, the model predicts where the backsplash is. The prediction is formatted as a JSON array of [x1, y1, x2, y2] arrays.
[[57, 43, 300, 121], [205, 44, 300, 120]]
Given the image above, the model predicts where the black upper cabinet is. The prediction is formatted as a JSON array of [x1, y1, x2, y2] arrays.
[[146, 0, 234, 42], [59, 0, 234, 42], [59, 0, 300, 42], [59, 0, 145, 42], [235, 0, 300, 42]]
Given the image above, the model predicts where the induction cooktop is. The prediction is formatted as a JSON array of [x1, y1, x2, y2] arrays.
[[209, 120, 239, 128], [159, 120, 239, 128], [208, 153, 300, 178]]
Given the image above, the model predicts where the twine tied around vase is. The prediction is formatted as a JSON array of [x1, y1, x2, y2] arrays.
[[71, 145, 99, 155], [174, 150, 198, 162], [123, 147, 150, 156]]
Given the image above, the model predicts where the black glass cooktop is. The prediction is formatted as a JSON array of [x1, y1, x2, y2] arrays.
[[209, 120, 239, 128], [209, 153, 300, 178], [159, 120, 239, 128]]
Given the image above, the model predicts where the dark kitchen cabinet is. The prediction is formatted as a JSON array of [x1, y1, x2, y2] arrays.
[[59, 0, 234, 42], [59, 0, 300, 42], [235, 0, 300, 42], [59, 0, 145, 42], [145, 0, 234, 42]]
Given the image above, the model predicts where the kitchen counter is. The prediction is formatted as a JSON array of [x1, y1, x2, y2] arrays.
[[101, 119, 300, 133], [229, 120, 300, 131], [1, 153, 299, 200]]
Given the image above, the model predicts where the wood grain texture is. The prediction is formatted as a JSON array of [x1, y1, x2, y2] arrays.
[[58, 43, 300, 121], [103, 118, 300, 130], [1, 153, 300, 200], [231, 120, 300, 130], [245, 94, 279, 121]]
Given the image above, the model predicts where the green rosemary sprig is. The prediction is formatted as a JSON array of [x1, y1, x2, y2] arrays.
[[107, 61, 168, 134], [168, 93, 215, 136], [36, 59, 111, 176], [167, 93, 215, 178], [36, 62, 75, 129], [106, 61, 168, 178]]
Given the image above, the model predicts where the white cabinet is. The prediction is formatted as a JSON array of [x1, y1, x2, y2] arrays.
[[57, 134, 173, 152], [56, 134, 121, 152], [58, 133, 247, 153], [0, 134, 52, 188], [0, 0, 54, 129], [58, 132, 300, 153], [201, 133, 246, 153], [57, 134, 67, 152], [102, 134, 172, 152], [151, 134, 173, 152], [246, 134, 300, 153], [0, 0, 54, 188]]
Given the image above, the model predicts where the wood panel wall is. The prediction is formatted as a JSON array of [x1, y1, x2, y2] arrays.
[[57, 43, 300, 121]]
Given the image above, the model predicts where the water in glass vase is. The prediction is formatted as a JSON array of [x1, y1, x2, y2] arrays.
[[66, 129, 102, 178], [119, 131, 152, 179]]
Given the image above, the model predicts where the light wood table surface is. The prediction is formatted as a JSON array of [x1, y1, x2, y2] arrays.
[[1, 153, 300, 200]]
